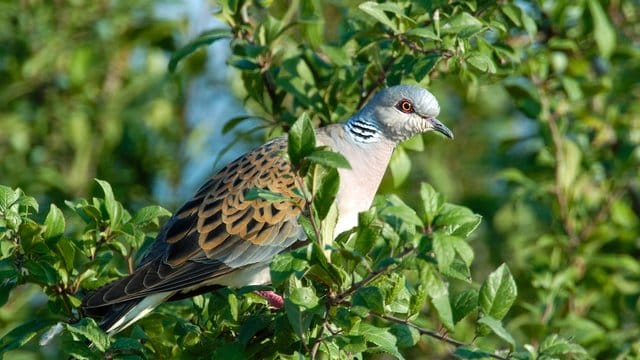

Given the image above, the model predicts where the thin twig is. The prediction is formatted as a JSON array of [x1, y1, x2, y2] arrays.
[[330, 246, 416, 305], [375, 314, 511, 360], [309, 310, 331, 359], [356, 57, 397, 109], [395, 33, 454, 59]]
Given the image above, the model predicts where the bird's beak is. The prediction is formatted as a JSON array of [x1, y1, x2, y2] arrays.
[[430, 118, 454, 139]]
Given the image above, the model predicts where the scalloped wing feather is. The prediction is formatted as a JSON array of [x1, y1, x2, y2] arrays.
[[83, 137, 306, 310]]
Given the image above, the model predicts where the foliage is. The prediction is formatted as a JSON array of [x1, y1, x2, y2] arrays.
[[0, 0, 185, 207], [1, 171, 525, 358], [1, 0, 639, 359]]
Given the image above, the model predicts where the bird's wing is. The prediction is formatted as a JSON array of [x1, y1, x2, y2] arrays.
[[83, 137, 306, 309]]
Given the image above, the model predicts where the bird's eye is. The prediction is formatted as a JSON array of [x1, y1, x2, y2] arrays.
[[397, 99, 414, 113]]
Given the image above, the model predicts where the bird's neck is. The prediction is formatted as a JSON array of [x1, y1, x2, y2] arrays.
[[344, 113, 382, 144]]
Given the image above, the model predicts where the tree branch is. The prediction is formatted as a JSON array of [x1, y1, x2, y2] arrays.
[[374, 314, 511, 360], [330, 246, 416, 305], [356, 57, 397, 109]]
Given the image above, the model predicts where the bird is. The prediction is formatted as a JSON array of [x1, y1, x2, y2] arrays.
[[81, 84, 453, 335]]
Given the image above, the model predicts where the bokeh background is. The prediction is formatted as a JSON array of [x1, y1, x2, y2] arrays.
[[1, 0, 639, 358]]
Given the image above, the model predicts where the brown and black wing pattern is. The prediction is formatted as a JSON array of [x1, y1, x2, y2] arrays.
[[83, 137, 307, 314]]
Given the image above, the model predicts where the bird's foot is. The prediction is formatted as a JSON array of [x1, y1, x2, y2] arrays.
[[255, 290, 284, 309]]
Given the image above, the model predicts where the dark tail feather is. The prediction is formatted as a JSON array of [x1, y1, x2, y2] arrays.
[[97, 300, 144, 332]]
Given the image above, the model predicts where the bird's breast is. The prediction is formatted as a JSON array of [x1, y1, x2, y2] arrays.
[[333, 145, 394, 235]]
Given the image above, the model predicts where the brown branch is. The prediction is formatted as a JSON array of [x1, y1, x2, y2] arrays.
[[309, 310, 331, 360], [356, 57, 397, 109], [375, 314, 511, 360], [330, 246, 416, 305], [395, 33, 454, 59]]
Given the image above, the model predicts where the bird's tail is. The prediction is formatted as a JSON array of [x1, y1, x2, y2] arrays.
[[83, 292, 173, 335]]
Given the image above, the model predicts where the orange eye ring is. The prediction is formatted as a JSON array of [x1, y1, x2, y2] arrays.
[[397, 99, 414, 113]]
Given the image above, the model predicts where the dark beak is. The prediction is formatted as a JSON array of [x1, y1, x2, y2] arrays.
[[430, 118, 454, 139]]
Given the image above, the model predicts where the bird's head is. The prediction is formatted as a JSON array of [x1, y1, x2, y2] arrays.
[[361, 85, 453, 143]]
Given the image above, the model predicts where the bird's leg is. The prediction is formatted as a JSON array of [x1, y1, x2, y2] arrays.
[[254, 290, 284, 309]]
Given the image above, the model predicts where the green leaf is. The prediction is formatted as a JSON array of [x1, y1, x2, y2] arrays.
[[478, 315, 516, 350], [389, 146, 411, 187], [110, 337, 144, 353], [222, 115, 258, 134], [357, 323, 405, 360], [231, 58, 260, 70], [245, 187, 291, 202], [15, 193, 38, 212], [358, 2, 399, 33], [501, 5, 521, 26], [228, 292, 238, 321], [442, 258, 472, 283], [353, 286, 385, 314], [23, 260, 58, 285], [441, 12, 484, 38], [0, 185, 19, 212], [539, 334, 589, 358], [335, 335, 367, 354], [289, 287, 319, 309], [313, 167, 340, 220], [419, 183, 444, 225], [390, 323, 420, 348], [284, 298, 313, 340], [452, 289, 479, 324], [288, 112, 316, 166], [64, 318, 110, 352], [562, 76, 583, 101], [1, 282, 14, 308], [320, 202, 339, 253], [558, 138, 582, 191], [588, 0, 616, 58], [451, 236, 474, 267], [0, 318, 55, 354], [131, 205, 171, 225], [239, 315, 270, 345], [169, 28, 232, 72], [95, 179, 122, 227], [402, 135, 424, 151], [0, 259, 16, 280], [379, 195, 424, 228], [466, 53, 497, 73], [479, 263, 517, 321], [453, 347, 495, 359], [413, 54, 440, 82], [406, 27, 439, 41], [306, 150, 351, 169], [434, 203, 481, 237], [270, 252, 307, 287], [425, 267, 454, 330], [433, 232, 455, 272], [520, 10, 537, 39], [43, 203, 65, 242], [212, 342, 248, 360]]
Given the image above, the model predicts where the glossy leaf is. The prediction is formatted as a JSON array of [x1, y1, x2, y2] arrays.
[[478, 315, 516, 349], [169, 28, 233, 72], [43, 204, 65, 241], [479, 263, 517, 321], [288, 113, 316, 166], [588, 0, 616, 58]]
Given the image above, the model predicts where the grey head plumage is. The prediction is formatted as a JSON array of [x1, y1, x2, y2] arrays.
[[346, 84, 453, 143]]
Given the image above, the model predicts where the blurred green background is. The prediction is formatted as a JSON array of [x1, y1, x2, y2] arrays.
[[1, 0, 639, 358]]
